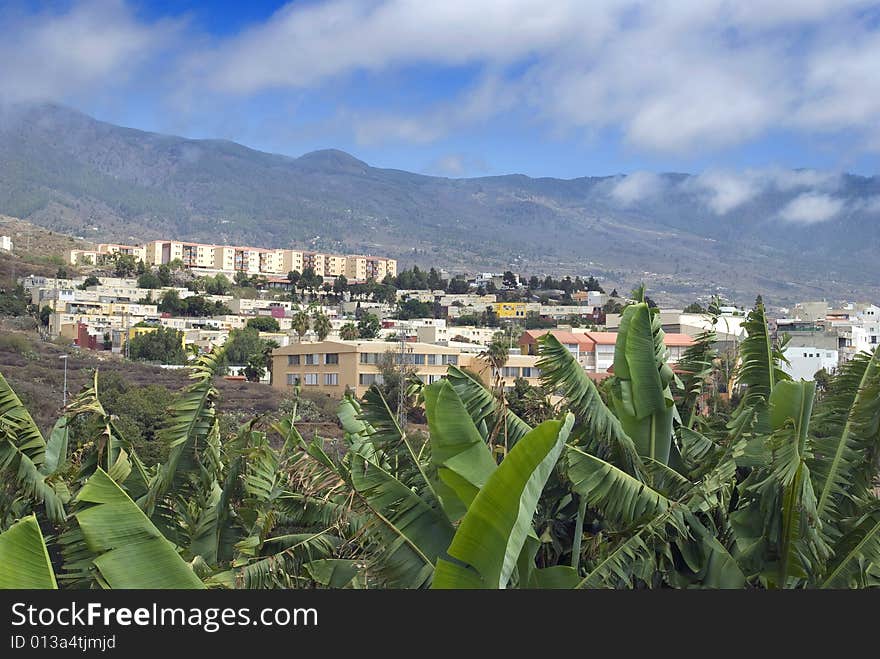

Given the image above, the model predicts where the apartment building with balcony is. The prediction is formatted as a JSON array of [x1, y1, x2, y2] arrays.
[[345, 255, 398, 281]]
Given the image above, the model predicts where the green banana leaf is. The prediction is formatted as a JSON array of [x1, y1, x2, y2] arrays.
[[432, 413, 574, 589], [424, 380, 498, 522], [71, 468, 204, 589], [0, 515, 57, 589]]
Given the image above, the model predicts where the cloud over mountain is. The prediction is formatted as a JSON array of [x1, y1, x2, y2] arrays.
[[3, 0, 880, 164]]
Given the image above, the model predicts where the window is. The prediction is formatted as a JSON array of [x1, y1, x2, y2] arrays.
[[304, 353, 319, 365], [442, 354, 458, 365], [324, 353, 339, 365], [324, 373, 338, 386], [413, 353, 426, 365], [359, 373, 385, 386], [287, 355, 300, 366], [521, 367, 541, 378], [502, 367, 520, 377], [303, 373, 318, 385], [427, 354, 438, 365], [872, 336, 878, 345], [286, 374, 300, 386], [360, 352, 379, 364]]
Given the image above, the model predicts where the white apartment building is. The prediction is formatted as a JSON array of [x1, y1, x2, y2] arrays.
[[781, 345, 839, 380], [0, 236, 12, 251]]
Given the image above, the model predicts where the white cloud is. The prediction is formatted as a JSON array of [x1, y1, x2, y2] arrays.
[[684, 168, 845, 215], [609, 172, 663, 205], [688, 171, 763, 214], [779, 193, 845, 224], [4, 1, 880, 157], [853, 196, 880, 214], [0, 0, 177, 102], [182, 0, 880, 153]]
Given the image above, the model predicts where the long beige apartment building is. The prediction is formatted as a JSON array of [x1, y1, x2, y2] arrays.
[[137, 240, 395, 279]]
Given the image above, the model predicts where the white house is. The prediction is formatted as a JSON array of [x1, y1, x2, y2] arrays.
[[781, 345, 838, 381], [0, 236, 12, 251]]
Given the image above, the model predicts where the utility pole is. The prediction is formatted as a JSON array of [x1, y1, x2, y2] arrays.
[[397, 331, 408, 430], [59, 354, 68, 407]]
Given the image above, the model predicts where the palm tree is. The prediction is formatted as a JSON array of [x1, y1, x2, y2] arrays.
[[340, 322, 359, 340], [478, 337, 510, 454], [291, 307, 310, 342], [312, 309, 332, 341]]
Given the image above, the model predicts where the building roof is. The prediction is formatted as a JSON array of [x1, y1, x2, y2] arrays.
[[585, 331, 618, 345], [519, 329, 596, 350], [273, 339, 459, 355], [661, 333, 697, 347], [521, 328, 695, 349]]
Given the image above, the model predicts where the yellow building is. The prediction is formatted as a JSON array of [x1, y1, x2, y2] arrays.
[[345, 256, 368, 280], [324, 254, 347, 277], [494, 302, 528, 319], [272, 340, 460, 398]]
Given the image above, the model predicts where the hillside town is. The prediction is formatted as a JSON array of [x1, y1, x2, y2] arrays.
[[2, 234, 872, 401]]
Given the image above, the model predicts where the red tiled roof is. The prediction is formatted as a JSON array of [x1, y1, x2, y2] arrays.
[[519, 330, 596, 351], [662, 333, 696, 347], [585, 331, 618, 345]]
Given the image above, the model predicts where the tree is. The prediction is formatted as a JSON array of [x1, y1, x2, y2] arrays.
[[291, 307, 311, 341], [502, 271, 518, 289], [204, 273, 231, 295], [55, 267, 70, 279], [223, 327, 265, 365], [358, 312, 381, 339], [246, 316, 280, 333], [603, 299, 623, 315], [79, 275, 100, 289], [158, 290, 180, 315], [427, 268, 443, 290], [447, 277, 469, 294], [128, 327, 186, 364], [234, 271, 251, 288], [340, 322, 359, 340], [684, 302, 707, 314], [112, 253, 138, 277], [243, 354, 266, 382], [157, 264, 172, 287], [397, 298, 433, 320], [137, 271, 162, 289], [312, 309, 332, 341], [333, 275, 348, 298], [39, 305, 51, 326]]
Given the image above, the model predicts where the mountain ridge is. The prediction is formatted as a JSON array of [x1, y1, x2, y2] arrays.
[[1, 102, 878, 306]]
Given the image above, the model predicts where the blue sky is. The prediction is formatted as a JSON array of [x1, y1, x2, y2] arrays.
[[2, 1, 880, 179]]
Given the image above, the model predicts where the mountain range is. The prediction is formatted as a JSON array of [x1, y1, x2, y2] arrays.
[[1, 102, 879, 307]]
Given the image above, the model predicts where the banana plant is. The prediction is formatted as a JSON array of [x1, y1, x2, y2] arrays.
[[0, 371, 66, 525], [432, 414, 575, 588], [610, 301, 678, 465], [0, 515, 57, 589]]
